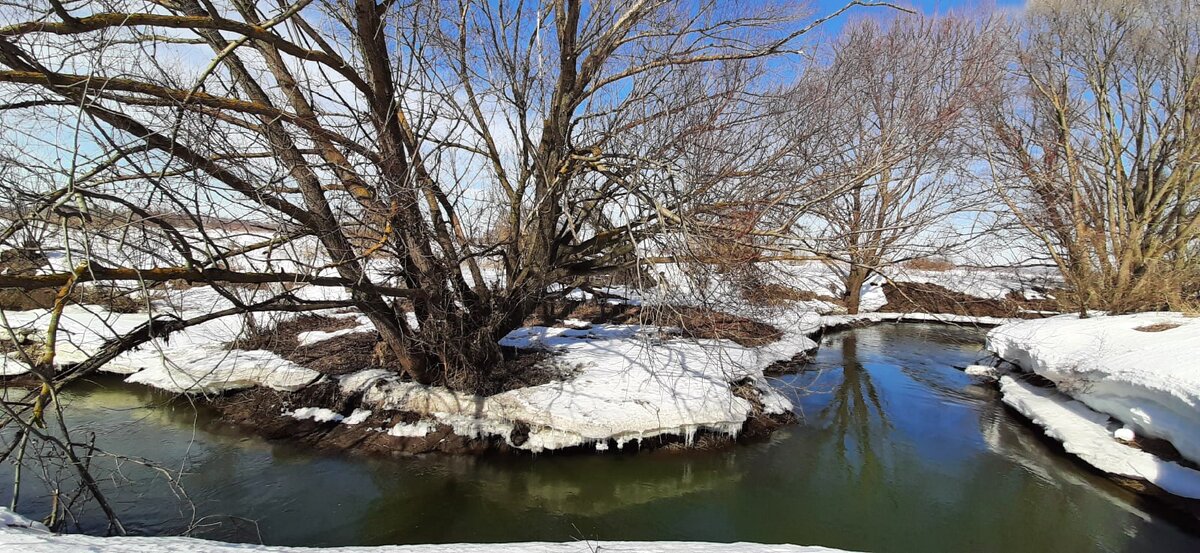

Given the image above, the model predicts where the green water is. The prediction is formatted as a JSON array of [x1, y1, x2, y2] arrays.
[[2, 323, 1197, 552]]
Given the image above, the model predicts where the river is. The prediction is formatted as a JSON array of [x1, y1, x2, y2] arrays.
[[2, 323, 1197, 552]]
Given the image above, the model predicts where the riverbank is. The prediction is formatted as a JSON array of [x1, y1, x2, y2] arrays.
[[984, 313, 1200, 502], [0, 508, 849, 553], [1, 260, 1046, 458], [7, 323, 1200, 551]]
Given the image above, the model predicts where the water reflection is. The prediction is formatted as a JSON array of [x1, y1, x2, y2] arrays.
[[1, 324, 1198, 552], [824, 333, 890, 486]]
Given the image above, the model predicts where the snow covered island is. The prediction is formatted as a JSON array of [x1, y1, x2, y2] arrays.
[[986, 312, 1200, 498]]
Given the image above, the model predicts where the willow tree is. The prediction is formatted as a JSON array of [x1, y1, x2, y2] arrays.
[[978, 0, 1200, 313], [775, 14, 998, 313], [0, 1, 893, 387]]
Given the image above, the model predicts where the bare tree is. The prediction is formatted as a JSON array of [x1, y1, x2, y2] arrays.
[[776, 14, 999, 313], [978, 0, 1200, 314], [0, 1, 913, 391]]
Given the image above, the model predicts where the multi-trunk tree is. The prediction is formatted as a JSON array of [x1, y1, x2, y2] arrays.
[[0, 1, 884, 388], [978, 0, 1200, 313]]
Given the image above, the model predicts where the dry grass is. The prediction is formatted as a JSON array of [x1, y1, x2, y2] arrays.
[[902, 257, 957, 272], [228, 314, 359, 352]]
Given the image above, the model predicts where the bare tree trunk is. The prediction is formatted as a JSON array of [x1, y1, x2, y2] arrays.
[[844, 265, 870, 315]]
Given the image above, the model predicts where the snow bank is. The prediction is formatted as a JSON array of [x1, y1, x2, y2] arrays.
[[125, 348, 321, 394], [998, 376, 1200, 498], [297, 325, 371, 346], [0, 284, 337, 393], [988, 313, 1200, 465], [824, 312, 1014, 328], [0, 354, 31, 376], [340, 321, 802, 453], [388, 420, 438, 437], [0, 509, 849, 552]]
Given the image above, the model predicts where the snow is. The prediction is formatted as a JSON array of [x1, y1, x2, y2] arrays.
[[998, 376, 1200, 499], [297, 325, 372, 346], [964, 365, 1002, 380], [988, 312, 1200, 465], [287, 407, 345, 423], [125, 348, 321, 394], [340, 318, 807, 452], [387, 420, 438, 437], [823, 312, 1013, 327], [0, 508, 852, 552], [887, 267, 1057, 301], [0, 282, 339, 393], [1, 354, 31, 376], [0, 508, 46, 532], [1114, 427, 1136, 442], [343, 408, 372, 425]]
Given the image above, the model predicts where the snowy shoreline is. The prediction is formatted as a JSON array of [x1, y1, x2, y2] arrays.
[[0, 508, 852, 553], [0, 296, 1018, 457], [985, 313, 1200, 499]]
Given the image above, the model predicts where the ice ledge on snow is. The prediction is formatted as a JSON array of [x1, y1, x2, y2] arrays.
[[0, 508, 851, 552], [338, 322, 801, 453], [998, 376, 1200, 499], [988, 312, 1200, 465]]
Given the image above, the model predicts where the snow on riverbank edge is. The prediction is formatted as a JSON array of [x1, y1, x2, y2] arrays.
[[0, 509, 851, 553], [327, 322, 802, 453], [987, 313, 1200, 498], [987, 313, 1200, 465], [998, 376, 1200, 499]]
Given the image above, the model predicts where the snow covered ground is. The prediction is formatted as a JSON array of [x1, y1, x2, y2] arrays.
[[987, 313, 1200, 497], [0, 285, 333, 392], [326, 322, 799, 453], [0, 508, 851, 553], [822, 311, 1014, 328]]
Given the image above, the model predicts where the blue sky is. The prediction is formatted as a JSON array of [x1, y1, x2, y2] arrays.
[[814, 0, 1025, 14], [811, 0, 1026, 33]]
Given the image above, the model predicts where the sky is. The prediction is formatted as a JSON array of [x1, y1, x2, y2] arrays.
[[810, 0, 1026, 33]]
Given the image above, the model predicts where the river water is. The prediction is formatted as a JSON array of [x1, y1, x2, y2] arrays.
[[2, 323, 1198, 552]]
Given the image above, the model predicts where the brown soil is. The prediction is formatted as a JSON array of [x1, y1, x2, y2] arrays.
[[901, 257, 957, 272], [228, 314, 360, 358], [0, 288, 57, 310], [880, 282, 1056, 319], [290, 330, 384, 376], [0, 248, 48, 274], [205, 382, 513, 456], [227, 313, 560, 395], [1135, 322, 1182, 332], [0, 248, 163, 312], [0, 248, 55, 310]]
